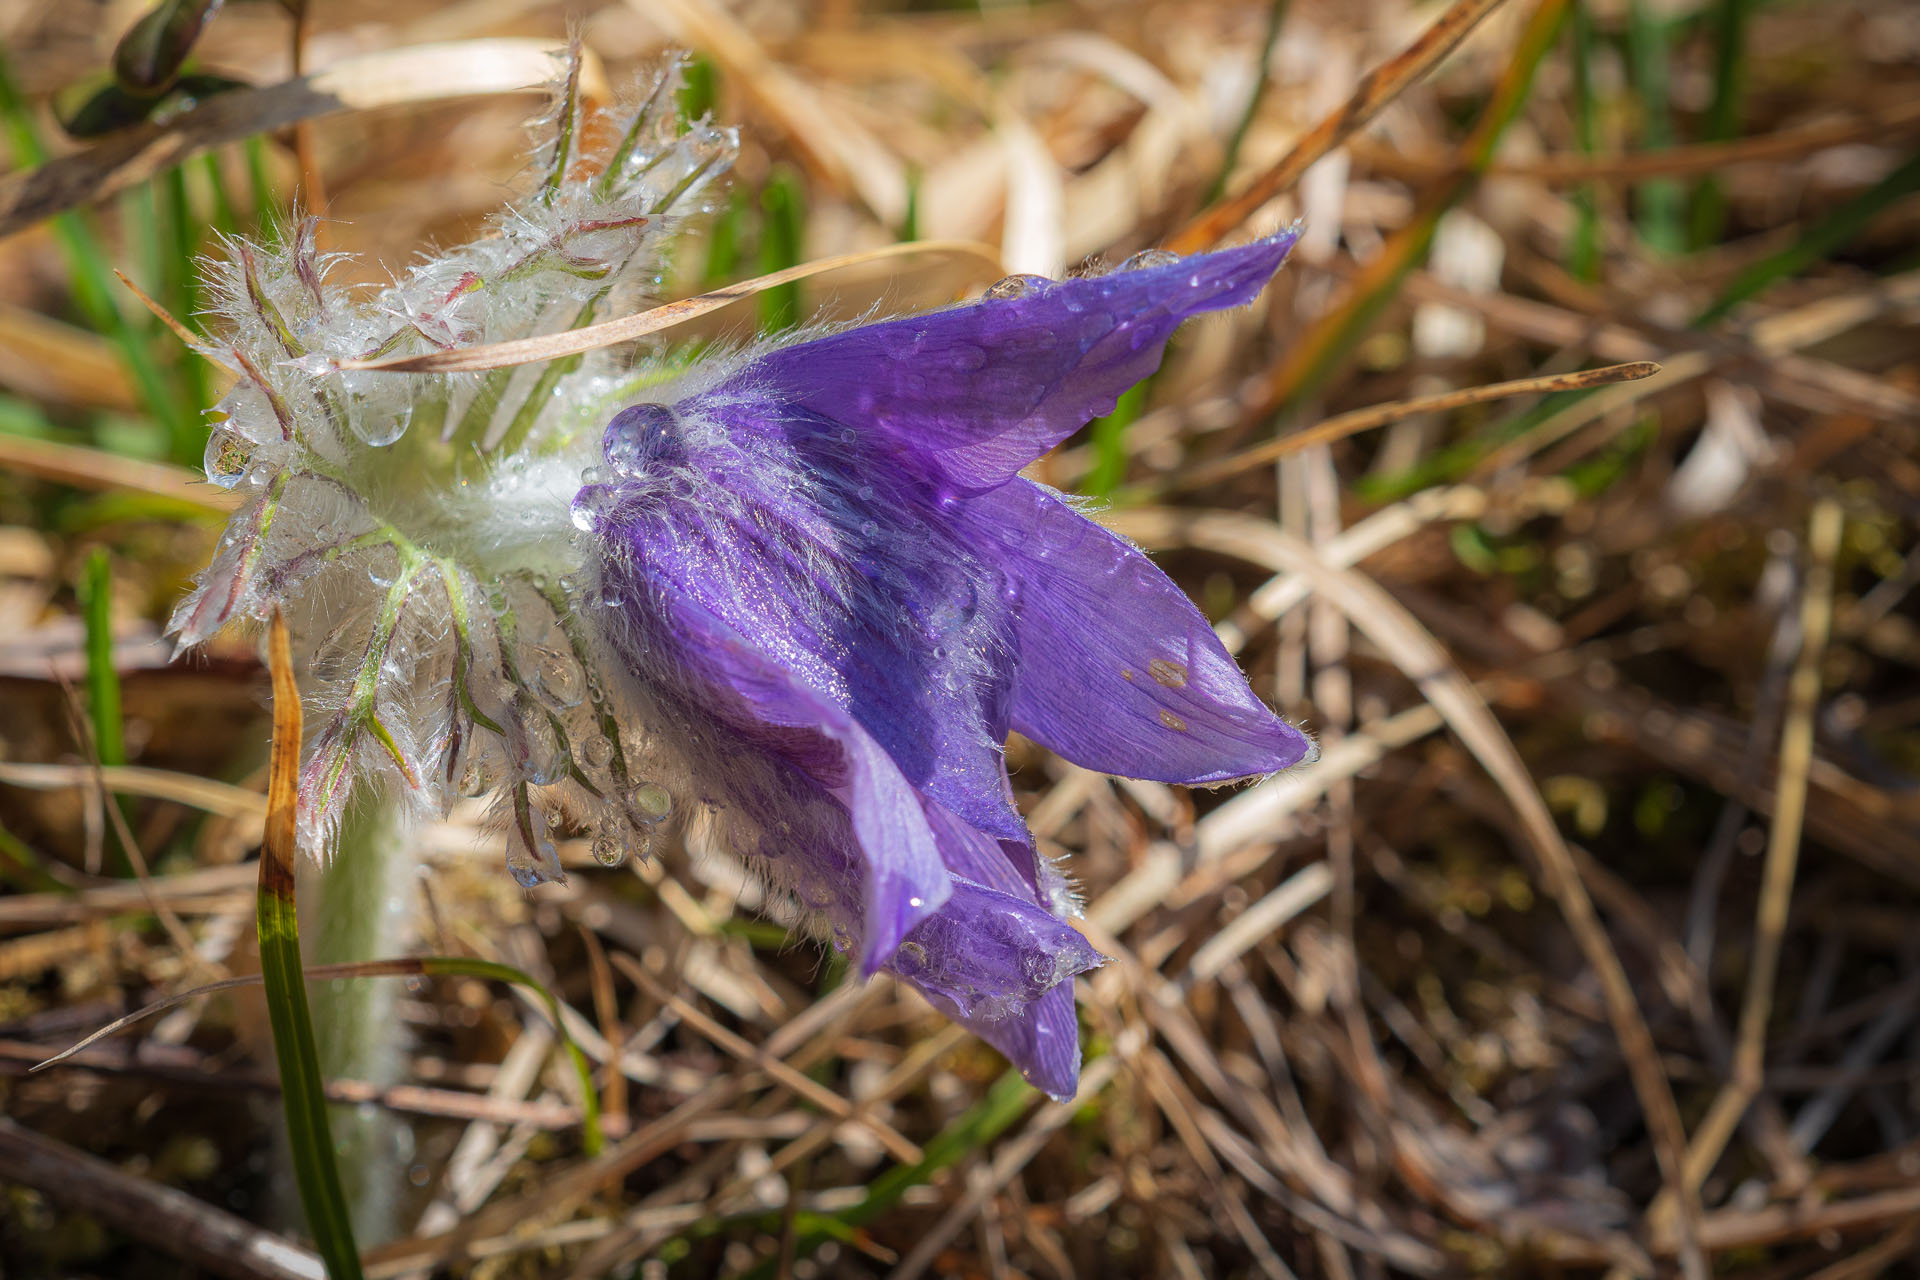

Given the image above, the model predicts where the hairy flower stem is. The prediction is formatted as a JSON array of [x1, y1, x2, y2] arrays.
[[291, 789, 413, 1244]]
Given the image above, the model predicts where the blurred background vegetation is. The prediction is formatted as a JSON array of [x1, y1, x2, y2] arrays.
[[0, 0, 1917, 1276]]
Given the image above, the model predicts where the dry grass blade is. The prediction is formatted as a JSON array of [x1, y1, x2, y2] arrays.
[[1168, 0, 1514, 253], [0, 434, 233, 512], [1117, 508, 1707, 1276], [1161, 360, 1660, 494], [0, 40, 572, 236], [337, 239, 1005, 373], [1664, 500, 1846, 1212], [0, 762, 266, 819]]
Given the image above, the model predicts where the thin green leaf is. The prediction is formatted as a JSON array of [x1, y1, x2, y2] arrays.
[[730, 1067, 1040, 1279], [262, 609, 365, 1280], [1083, 380, 1148, 499], [1626, 0, 1684, 254], [1695, 149, 1920, 326], [0, 51, 197, 453], [757, 168, 806, 333]]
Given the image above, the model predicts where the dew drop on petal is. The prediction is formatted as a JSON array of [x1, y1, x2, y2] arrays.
[[1119, 248, 1180, 272], [604, 403, 679, 476], [984, 273, 1049, 300], [1035, 503, 1085, 556]]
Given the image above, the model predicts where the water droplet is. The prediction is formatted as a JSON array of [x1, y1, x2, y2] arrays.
[[1300, 738, 1322, 767], [511, 694, 567, 786], [984, 273, 1049, 300], [1119, 248, 1179, 272], [581, 733, 614, 769], [859, 519, 879, 538], [591, 826, 627, 867], [459, 759, 489, 797], [625, 781, 672, 825], [1036, 503, 1085, 555], [506, 839, 562, 887], [339, 371, 413, 447], [536, 649, 584, 707], [603, 403, 680, 476], [570, 484, 616, 532], [907, 896, 924, 909], [896, 940, 928, 967], [203, 428, 254, 489], [856, 484, 875, 501]]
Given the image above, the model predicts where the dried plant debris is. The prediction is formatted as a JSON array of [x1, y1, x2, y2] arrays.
[[0, 0, 1918, 1278]]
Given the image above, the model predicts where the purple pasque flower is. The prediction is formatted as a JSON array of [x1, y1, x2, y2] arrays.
[[578, 231, 1312, 1099]]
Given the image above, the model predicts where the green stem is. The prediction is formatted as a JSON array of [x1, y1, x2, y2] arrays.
[[293, 790, 414, 1247]]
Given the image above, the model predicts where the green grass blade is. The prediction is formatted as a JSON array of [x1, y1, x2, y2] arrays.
[[731, 1067, 1040, 1279], [415, 956, 604, 1154], [1083, 380, 1148, 499], [78, 549, 125, 770], [1626, 0, 1684, 254], [1567, 0, 1600, 281], [1690, 0, 1757, 247], [1203, 0, 1290, 206], [262, 611, 364, 1280], [0, 51, 198, 457], [757, 169, 806, 333], [1695, 148, 1920, 326]]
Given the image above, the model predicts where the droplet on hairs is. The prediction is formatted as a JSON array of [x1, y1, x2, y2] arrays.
[[570, 484, 616, 532], [625, 781, 672, 826], [984, 273, 1049, 300], [581, 733, 614, 769], [536, 649, 584, 707], [506, 837, 563, 887], [203, 428, 255, 489], [511, 693, 567, 786], [339, 372, 413, 447], [590, 825, 627, 868]]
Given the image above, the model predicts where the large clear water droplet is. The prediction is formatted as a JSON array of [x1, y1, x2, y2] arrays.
[[338, 371, 413, 447], [590, 824, 627, 868], [603, 403, 680, 476], [625, 781, 673, 826], [536, 649, 585, 708], [203, 427, 254, 489], [511, 693, 567, 786], [570, 484, 617, 532]]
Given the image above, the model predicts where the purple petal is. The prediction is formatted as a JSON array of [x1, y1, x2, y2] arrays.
[[596, 403, 1026, 848], [600, 509, 951, 969], [744, 231, 1298, 493], [888, 883, 1099, 1101], [962, 479, 1314, 784], [915, 978, 1086, 1103]]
